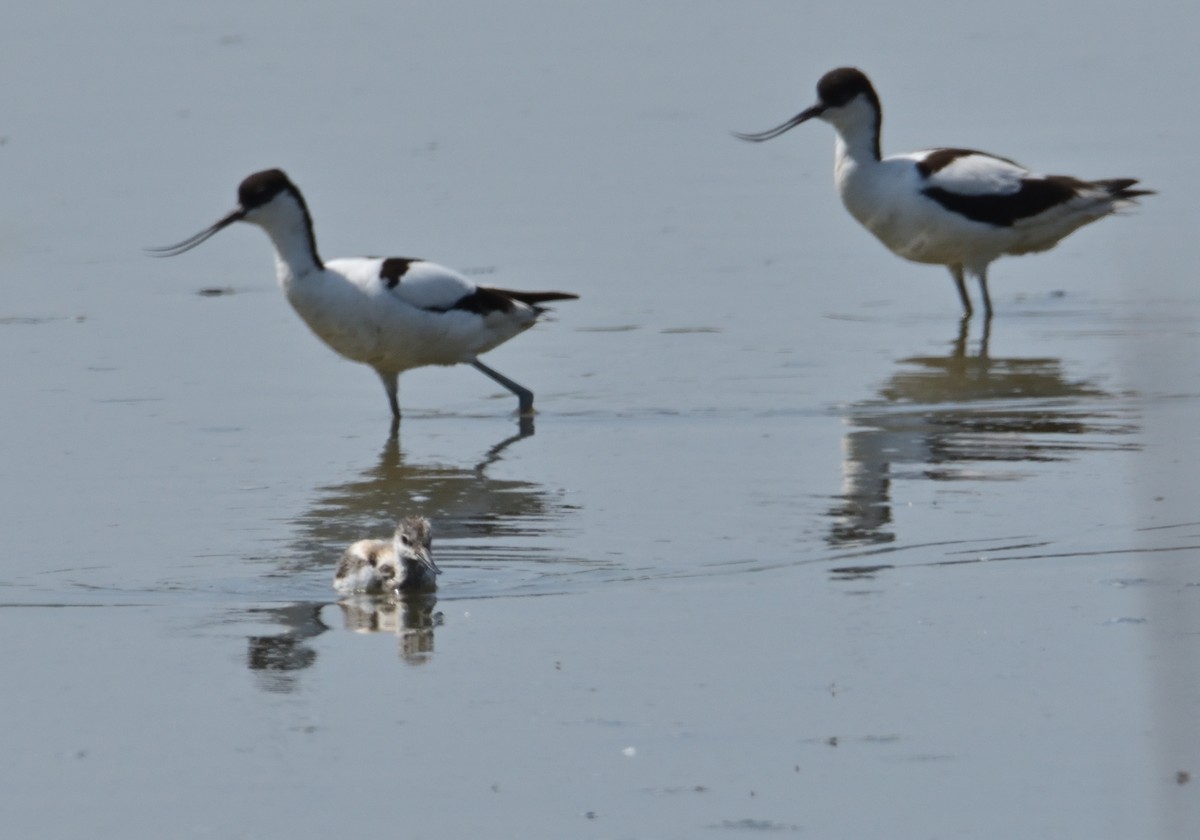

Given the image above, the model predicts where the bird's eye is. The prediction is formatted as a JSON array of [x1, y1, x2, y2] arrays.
[[400, 535, 411, 546]]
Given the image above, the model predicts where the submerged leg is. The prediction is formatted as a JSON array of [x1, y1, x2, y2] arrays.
[[376, 369, 401, 419], [977, 268, 993, 320], [471, 359, 534, 415], [949, 265, 973, 317]]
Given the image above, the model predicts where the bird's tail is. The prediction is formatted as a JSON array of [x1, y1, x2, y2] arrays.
[[500, 290, 580, 304], [1094, 178, 1155, 201], [494, 289, 580, 314]]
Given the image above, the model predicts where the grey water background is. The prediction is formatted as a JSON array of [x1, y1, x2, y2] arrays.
[[2, 1, 1198, 837]]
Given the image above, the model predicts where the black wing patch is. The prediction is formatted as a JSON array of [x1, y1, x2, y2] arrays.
[[923, 176, 1085, 227], [379, 258, 421, 289], [441, 287, 517, 316], [429, 286, 580, 316]]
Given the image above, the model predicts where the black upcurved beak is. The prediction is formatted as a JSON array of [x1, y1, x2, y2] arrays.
[[145, 206, 247, 257], [733, 103, 826, 142]]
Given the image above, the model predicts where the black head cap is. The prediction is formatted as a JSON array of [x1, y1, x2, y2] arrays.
[[237, 169, 296, 210], [816, 68, 878, 109]]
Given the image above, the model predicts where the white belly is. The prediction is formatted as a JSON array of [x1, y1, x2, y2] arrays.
[[281, 267, 531, 373], [839, 163, 1003, 267]]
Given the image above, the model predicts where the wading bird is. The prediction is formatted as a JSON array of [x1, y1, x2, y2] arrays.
[[736, 68, 1151, 317], [150, 169, 577, 417]]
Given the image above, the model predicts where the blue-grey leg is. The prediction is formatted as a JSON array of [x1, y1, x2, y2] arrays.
[[376, 369, 401, 419], [949, 264, 973, 317], [977, 268, 993, 320], [472, 359, 534, 415]]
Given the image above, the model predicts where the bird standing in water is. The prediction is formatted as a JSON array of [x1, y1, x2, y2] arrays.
[[150, 169, 577, 418], [736, 67, 1151, 318]]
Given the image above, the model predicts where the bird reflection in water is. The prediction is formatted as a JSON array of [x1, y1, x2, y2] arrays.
[[335, 593, 443, 666], [828, 320, 1139, 547], [290, 421, 551, 557], [246, 421, 571, 686]]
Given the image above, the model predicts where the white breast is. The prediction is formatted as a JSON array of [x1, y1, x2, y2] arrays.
[[836, 149, 1010, 267], [278, 258, 534, 372]]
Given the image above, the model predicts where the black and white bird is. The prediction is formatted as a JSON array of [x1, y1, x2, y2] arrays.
[[334, 516, 439, 595], [149, 169, 577, 418], [736, 67, 1152, 317]]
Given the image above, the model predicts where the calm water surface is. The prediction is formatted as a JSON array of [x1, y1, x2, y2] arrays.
[[2, 1, 1198, 837]]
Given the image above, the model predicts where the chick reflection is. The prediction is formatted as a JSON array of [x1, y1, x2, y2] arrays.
[[336, 593, 443, 665], [829, 320, 1137, 546]]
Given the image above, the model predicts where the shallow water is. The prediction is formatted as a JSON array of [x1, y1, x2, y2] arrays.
[[2, 1, 1199, 837]]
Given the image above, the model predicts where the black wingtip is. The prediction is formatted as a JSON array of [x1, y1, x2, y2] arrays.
[[501, 290, 580, 305], [1096, 179, 1155, 200]]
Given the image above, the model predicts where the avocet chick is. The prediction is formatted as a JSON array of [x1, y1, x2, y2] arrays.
[[333, 516, 438, 595]]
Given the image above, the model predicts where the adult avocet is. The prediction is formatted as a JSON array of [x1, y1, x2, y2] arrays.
[[149, 169, 577, 417], [736, 67, 1151, 318], [334, 516, 439, 595]]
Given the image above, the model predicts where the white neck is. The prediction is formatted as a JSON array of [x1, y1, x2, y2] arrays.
[[824, 96, 882, 163], [248, 193, 323, 279]]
